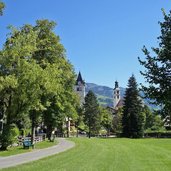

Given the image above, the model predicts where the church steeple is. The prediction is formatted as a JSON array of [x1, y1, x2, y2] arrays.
[[113, 81, 120, 109], [114, 80, 119, 89], [76, 71, 85, 85], [75, 72, 85, 105]]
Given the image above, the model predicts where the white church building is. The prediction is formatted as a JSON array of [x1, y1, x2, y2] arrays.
[[113, 81, 124, 110]]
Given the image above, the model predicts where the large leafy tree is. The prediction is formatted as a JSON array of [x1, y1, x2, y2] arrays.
[[0, 20, 78, 149], [122, 75, 145, 138], [84, 90, 100, 138], [138, 9, 171, 116], [0, 25, 49, 149], [31, 20, 79, 139]]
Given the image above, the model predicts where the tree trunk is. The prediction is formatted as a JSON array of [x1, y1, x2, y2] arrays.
[[88, 119, 91, 138], [0, 145, 7, 151], [107, 125, 110, 136], [6, 95, 12, 125], [76, 126, 79, 138], [0, 95, 12, 151], [31, 111, 36, 148], [0, 125, 10, 151], [46, 125, 52, 141], [88, 131, 91, 138], [67, 118, 70, 138]]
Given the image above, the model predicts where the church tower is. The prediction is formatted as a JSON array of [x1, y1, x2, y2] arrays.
[[75, 72, 85, 105], [113, 81, 120, 109]]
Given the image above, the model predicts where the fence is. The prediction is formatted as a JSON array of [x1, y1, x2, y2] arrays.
[[18, 133, 46, 146]]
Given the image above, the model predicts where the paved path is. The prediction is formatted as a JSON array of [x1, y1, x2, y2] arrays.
[[0, 138, 75, 169]]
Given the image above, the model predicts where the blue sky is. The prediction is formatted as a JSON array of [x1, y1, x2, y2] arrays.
[[1, 0, 171, 88]]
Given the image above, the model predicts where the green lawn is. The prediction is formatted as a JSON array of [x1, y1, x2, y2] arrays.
[[2, 138, 171, 171], [0, 139, 58, 157]]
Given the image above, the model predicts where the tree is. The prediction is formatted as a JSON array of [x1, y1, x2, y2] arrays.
[[0, 1, 5, 16], [143, 106, 164, 131], [113, 107, 123, 134], [99, 106, 113, 136], [122, 75, 145, 138], [84, 90, 100, 138], [0, 25, 46, 149], [0, 20, 78, 149], [31, 20, 79, 138], [138, 9, 171, 117], [75, 107, 85, 137], [143, 105, 154, 130]]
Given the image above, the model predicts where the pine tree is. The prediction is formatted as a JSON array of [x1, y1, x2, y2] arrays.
[[84, 90, 100, 138], [122, 75, 145, 138], [138, 9, 171, 116]]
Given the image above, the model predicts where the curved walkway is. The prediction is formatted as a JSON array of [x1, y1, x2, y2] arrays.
[[0, 138, 75, 169]]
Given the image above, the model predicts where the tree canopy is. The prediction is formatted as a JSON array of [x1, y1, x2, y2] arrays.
[[138, 9, 171, 116], [0, 1, 5, 16], [0, 20, 79, 149]]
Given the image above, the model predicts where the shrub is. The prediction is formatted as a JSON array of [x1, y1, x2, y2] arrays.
[[0, 124, 19, 150]]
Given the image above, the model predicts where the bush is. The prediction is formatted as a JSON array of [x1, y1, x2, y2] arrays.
[[10, 124, 20, 143], [99, 128, 107, 135], [144, 130, 171, 138], [0, 124, 19, 150]]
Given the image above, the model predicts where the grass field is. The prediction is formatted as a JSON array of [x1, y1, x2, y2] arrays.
[[0, 139, 58, 157], [2, 138, 171, 171]]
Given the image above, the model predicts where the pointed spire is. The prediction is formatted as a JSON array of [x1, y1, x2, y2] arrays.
[[114, 80, 119, 89], [76, 71, 85, 85]]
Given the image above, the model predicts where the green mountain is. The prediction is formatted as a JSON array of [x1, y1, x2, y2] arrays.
[[85, 83, 159, 109], [85, 83, 120, 107]]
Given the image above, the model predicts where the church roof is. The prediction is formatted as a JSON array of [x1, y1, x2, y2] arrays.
[[76, 72, 85, 85], [115, 99, 124, 109]]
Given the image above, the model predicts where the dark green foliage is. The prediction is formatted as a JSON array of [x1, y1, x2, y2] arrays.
[[0, 1, 5, 16], [113, 107, 123, 133], [75, 107, 85, 137], [143, 105, 154, 130], [84, 90, 101, 138], [43, 97, 65, 140], [138, 9, 171, 116], [142, 105, 164, 131], [122, 75, 145, 138]]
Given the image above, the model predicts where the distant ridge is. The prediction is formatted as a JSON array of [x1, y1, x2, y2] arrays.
[[85, 83, 124, 107], [85, 83, 159, 109]]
